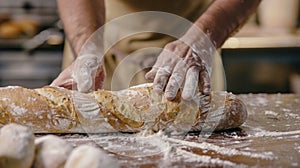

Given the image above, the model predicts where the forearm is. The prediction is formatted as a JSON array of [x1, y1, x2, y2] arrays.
[[191, 0, 261, 48], [57, 0, 105, 56]]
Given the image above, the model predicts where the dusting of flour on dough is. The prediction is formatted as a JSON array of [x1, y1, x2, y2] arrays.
[[11, 103, 28, 115], [129, 83, 153, 89]]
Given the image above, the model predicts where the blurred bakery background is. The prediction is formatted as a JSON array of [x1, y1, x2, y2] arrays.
[[0, 0, 63, 88], [222, 0, 300, 94], [0, 0, 299, 94]]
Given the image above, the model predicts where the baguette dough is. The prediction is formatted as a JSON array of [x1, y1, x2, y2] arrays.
[[0, 123, 35, 168], [0, 83, 247, 133]]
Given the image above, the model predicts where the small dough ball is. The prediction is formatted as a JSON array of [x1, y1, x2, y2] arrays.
[[65, 145, 120, 168], [0, 123, 35, 168], [34, 135, 73, 168]]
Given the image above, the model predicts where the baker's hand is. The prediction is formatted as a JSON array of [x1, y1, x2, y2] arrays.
[[145, 29, 213, 101], [51, 54, 105, 92]]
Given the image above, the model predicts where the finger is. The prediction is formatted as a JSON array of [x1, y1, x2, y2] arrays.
[[165, 60, 188, 100], [166, 48, 195, 100], [145, 67, 158, 81], [153, 66, 172, 93], [152, 49, 179, 93], [50, 78, 61, 87], [50, 78, 74, 90], [145, 49, 170, 81], [50, 64, 76, 90], [182, 66, 200, 101], [199, 66, 211, 95]]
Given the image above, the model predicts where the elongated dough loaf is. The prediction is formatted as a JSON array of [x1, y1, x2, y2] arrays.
[[0, 84, 247, 133]]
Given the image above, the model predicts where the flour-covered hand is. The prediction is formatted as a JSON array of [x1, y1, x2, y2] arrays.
[[145, 28, 213, 101]]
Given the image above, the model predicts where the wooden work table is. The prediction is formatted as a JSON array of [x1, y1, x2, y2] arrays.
[[53, 94, 300, 167]]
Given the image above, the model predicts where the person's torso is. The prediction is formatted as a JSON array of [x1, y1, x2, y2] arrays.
[[104, 0, 212, 54], [105, 0, 211, 22]]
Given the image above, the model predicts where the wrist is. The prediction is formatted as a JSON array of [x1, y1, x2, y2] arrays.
[[180, 25, 209, 46], [195, 14, 228, 48], [180, 23, 216, 54], [180, 23, 214, 74], [70, 29, 97, 56]]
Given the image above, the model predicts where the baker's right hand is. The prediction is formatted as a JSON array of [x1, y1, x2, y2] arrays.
[[51, 54, 106, 92]]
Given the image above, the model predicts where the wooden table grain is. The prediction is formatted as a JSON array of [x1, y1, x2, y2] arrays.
[[52, 94, 300, 168]]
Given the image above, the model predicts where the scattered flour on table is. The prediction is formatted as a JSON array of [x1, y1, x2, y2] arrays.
[[296, 146, 300, 153], [248, 96, 269, 106], [67, 129, 274, 166], [264, 110, 278, 116], [251, 127, 300, 138], [286, 113, 300, 119], [166, 137, 273, 160], [174, 148, 240, 167]]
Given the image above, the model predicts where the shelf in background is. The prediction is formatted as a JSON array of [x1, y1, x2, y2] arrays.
[[222, 26, 300, 49], [221, 26, 300, 94]]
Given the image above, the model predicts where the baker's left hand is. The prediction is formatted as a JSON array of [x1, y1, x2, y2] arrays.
[[145, 29, 213, 101]]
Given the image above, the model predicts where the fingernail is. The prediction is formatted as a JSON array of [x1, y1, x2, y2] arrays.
[[182, 97, 192, 101], [153, 86, 163, 93], [146, 76, 154, 81], [203, 88, 210, 95], [165, 92, 175, 100], [145, 73, 150, 79], [145, 72, 154, 80], [182, 93, 192, 101]]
